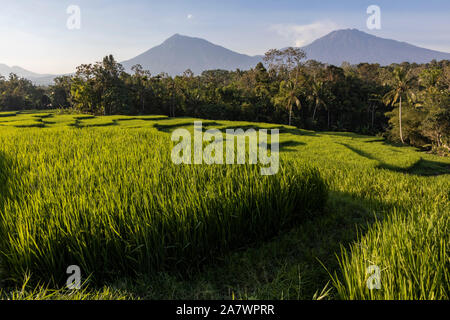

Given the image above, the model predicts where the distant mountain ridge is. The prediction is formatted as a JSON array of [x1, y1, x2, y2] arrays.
[[121, 34, 262, 76], [2, 29, 450, 84], [301, 28, 450, 66], [121, 30, 450, 75], [0, 64, 56, 85]]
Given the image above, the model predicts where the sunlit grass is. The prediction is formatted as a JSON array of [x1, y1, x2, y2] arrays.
[[0, 110, 448, 300], [0, 111, 326, 287]]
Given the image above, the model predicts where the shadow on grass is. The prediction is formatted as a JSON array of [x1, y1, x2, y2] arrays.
[[339, 143, 376, 160], [0, 112, 17, 118], [156, 121, 306, 152], [0, 148, 399, 299], [118, 189, 393, 299], [154, 121, 222, 133], [83, 121, 119, 128], [358, 136, 410, 149], [114, 116, 167, 122], [14, 123, 46, 128], [70, 118, 119, 128], [339, 143, 450, 177], [153, 122, 196, 133], [32, 114, 54, 119], [371, 140, 408, 149], [68, 116, 171, 129], [321, 132, 364, 138], [364, 138, 386, 143], [377, 159, 450, 177], [74, 115, 96, 121], [218, 124, 319, 137], [278, 140, 306, 152], [69, 119, 82, 128], [0, 152, 15, 207]]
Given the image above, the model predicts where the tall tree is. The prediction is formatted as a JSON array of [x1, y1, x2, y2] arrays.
[[131, 64, 151, 114], [51, 76, 73, 109], [264, 48, 306, 125], [273, 80, 301, 126], [383, 67, 416, 144], [307, 80, 326, 122]]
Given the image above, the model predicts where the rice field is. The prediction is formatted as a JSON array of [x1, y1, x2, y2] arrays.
[[0, 110, 449, 300]]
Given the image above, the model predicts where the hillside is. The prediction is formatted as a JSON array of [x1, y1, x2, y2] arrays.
[[302, 29, 450, 66], [0, 64, 55, 85], [121, 34, 262, 76], [121, 29, 450, 76], [3, 29, 450, 82], [0, 110, 448, 299]]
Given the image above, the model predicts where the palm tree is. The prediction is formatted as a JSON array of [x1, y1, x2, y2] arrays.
[[265, 47, 307, 126], [307, 80, 326, 122], [274, 80, 301, 126], [368, 93, 382, 130], [383, 67, 416, 144]]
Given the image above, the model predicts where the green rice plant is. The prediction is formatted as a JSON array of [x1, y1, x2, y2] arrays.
[[0, 274, 132, 300], [1, 111, 449, 300], [0, 112, 17, 118], [331, 202, 449, 300], [0, 126, 327, 286]]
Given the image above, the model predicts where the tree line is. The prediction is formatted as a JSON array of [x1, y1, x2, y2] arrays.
[[1, 50, 449, 154]]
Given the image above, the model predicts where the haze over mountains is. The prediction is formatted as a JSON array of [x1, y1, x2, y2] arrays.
[[122, 29, 450, 75], [302, 29, 450, 66], [2, 29, 450, 84], [121, 34, 262, 76], [0, 64, 55, 85]]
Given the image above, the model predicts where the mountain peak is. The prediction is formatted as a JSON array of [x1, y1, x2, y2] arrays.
[[163, 33, 204, 44], [337, 28, 364, 33], [121, 34, 261, 76], [302, 28, 450, 65], [159, 33, 216, 51], [166, 33, 185, 40], [329, 28, 359, 34], [0, 63, 51, 78], [320, 28, 374, 41]]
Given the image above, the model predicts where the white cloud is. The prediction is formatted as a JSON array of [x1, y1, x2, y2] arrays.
[[187, 14, 193, 20], [270, 21, 339, 47]]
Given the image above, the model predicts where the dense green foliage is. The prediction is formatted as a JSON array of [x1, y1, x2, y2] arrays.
[[1, 52, 449, 153], [0, 111, 448, 300], [0, 74, 50, 110]]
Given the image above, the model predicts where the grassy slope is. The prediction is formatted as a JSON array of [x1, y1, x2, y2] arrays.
[[0, 110, 449, 300]]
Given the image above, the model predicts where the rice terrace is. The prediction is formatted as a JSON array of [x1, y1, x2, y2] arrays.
[[1, 0, 450, 308], [0, 110, 448, 300]]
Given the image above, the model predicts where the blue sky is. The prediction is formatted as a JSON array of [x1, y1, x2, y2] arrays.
[[1, 0, 449, 74]]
